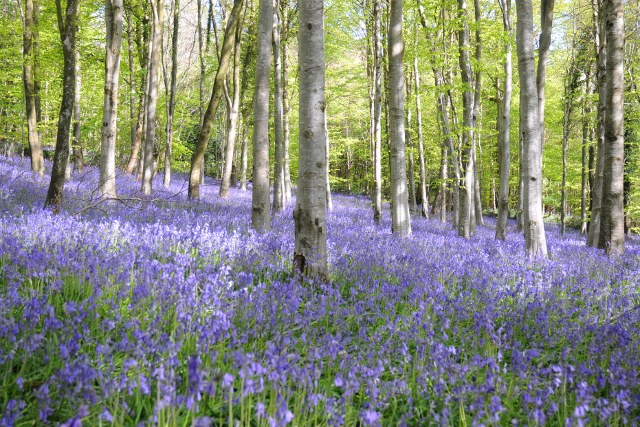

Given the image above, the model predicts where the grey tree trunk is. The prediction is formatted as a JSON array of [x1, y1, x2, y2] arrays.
[[516, 0, 548, 258], [457, 0, 474, 239], [388, 0, 411, 236], [72, 48, 83, 172], [240, 123, 248, 190], [294, 0, 328, 278], [472, 0, 483, 226], [45, 0, 78, 212], [560, 56, 578, 236], [372, 0, 383, 224], [495, 0, 512, 241], [581, 68, 593, 235], [587, 0, 606, 247], [251, 0, 273, 230], [188, 0, 244, 198], [220, 2, 244, 198], [141, 0, 162, 195], [22, 0, 44, 176], [281, 0, 292, 203], [536, 0, 555, 148], [598, 0, 625, 255], [325, 108, 333, 211], [405, 78, 417, 212], [272, 2, 284, 211], [99, 0, 124, 198], [163, 0, 179, 188], [414, 52, 429, 219], [197, 0, 206, 131], [125, 13, 137, 174]]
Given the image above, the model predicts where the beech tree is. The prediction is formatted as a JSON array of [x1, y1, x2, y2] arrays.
[[251, 0, 273, 230], [162, 0, 179, 189], [99, 0, 124, 198], [516, 0, 548, 258], [388, 0, 410, 236], [294, 0, 328, 278], [598, 0, 625, 255], [44, 0, 78, 212]]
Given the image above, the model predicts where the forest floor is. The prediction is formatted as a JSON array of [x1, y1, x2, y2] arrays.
[[0, 155, 639, 426]]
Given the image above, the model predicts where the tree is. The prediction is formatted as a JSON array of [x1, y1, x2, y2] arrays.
[[457, 0, 475, 239], [251, 0, 273, 230], [294, 0, 328, 278], [388, 0, 410, 236], [598, 0, 624, 255], [72, 48, 83, 172], [272, 0, 284, 211], [371, 0, 383, 224], [21, 0, 44, 176], [163, 0, 179, 188], [99, 0, 124, 198], [188, 0, 244, 199], [495, 0, 512, 241], [516, 0, 548, 258], [44, 0, 78, 212], [413, 43, 429, 220]]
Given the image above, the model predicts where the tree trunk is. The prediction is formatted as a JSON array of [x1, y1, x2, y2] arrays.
[[516, 0, 548, 258], [472, 0, 483, 226], [197, 0, 206, 131], [72, 48, 83, 172], [325, 108, 333, 211], [496, 0, 512, 241], [22, 0, 44, 176], [405, 76, 417, 213], [240, 122, 248, 191], [281, 0, 292, 203], [251, 0, 273, 230], [99, 0, 124, 198], [372, 0, 383, 224], [188, 0, 244, 199], [457, 0, 474, 239], [220, 1, 244, 198], [294, 0, 328, 278], [163, 0, 179, 188], [598, 0, 624, 255], [388, 0, 411, 236], [587, 0, 606, 247], [536, 0, 555, 147], [272, 1, 284, 211], [45, 0, 78, 212], [141, 0, 163, 195], [413, 48, 429, 219]]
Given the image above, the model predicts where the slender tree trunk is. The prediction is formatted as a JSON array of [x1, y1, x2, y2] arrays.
[[598, 0, 624, 255], [372, 0, 383, 224], [45, 0, 78, 212], [325, 108, 333, 211], [581, 78, 590, 234], [220, 1, 244, 198], [405, 76, 417, 212], [560, 58, 577, 236], [496, 0, 512, 240], [72, 48, 83, 172], [516, 0, 548, 258], [457, 0, 474, 239], [413, 55, 429, 219], [272, 1, 284, 211], [240, 122, 248, 190], [163, 0, 179, 188], [440, 143, 448, 222], [125, 13, 137, 174], [188, 0, 244, 198], [294, 0, 327, 278], [197, 0, 206, 131], [281, 0, 292, 203], [251, 0, 273, 230], [472, 0, 483, 226], [388, 0, 411, 236], [99, 0, 124, 198], [22, 0, 44, 176], [141, 0, 163, 195], [536, 0, 555, 147], [587, 0, 606, 247]]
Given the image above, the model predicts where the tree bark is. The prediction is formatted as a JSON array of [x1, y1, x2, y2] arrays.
[[495, 0, 512, 241], [188, 0, 244, 198], [457, 0, 474, 239], [251, 0, 273, 230], [272, 1, 284, 211], [325, 108, 333, 211], [472, 0, 483, 226], [516, 0, 548, 258], [45, 0, 78, 212], [587, 0, 606, 247], [536, 0, 555, 147], [141, 0, 162, 195], [281, 0, 292, 203], [388, 0, 411, 236], [294, 0, 328, 278], [372, 0, 383, 224], [163, 0, 179, 188], [598, 0, 624, 255], [99, 0, 124, 198], [22, 0, 44, 176], [220, 1, 244, 198], [414, 51, 429, 219], [72, 47, 83, 172]]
